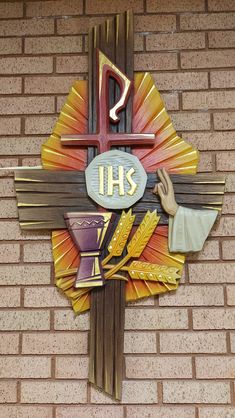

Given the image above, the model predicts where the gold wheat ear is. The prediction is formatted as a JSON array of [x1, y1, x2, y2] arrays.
[[105, 210, 160, 279], [102, 209, 135, 266], [128, 261, 181, 284]]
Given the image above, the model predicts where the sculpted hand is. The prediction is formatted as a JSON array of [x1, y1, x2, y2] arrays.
[[153, 168, 178, 216]]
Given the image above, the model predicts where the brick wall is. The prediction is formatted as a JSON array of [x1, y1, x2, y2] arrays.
[[0, 0, 234, 417]]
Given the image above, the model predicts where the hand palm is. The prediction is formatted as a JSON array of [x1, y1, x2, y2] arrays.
[[153, 168, 178, 216]]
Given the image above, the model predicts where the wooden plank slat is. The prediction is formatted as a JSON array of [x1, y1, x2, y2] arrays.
[[147, 173, 226, 187], [15, 182, 87, 194], [95, 287, 104, 389], [15, 170, 85, 183], [104, 280, 115, 395], [17, 194, 92, 207], [141, 191, 224, 205]]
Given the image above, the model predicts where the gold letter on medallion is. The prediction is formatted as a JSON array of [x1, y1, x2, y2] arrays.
[[126, 167, 137, 196], [99, 166, 104, 195], [107, 166, 125, 196]]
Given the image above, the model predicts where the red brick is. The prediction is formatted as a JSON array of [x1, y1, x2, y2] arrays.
[[25, 76, 78, 94], [135, 15, 176, 32], [226, 174, 235, 192], [0, 382, 17, 403], [86, 0, 144, 14], [0, 96, 54, 115], [183, 91, 235, 110], [56, 55, 88, 73], [0, 160, 19, 177], [57, 16, 107, 34], [0, 221, 50, 240], [161, 93, 179, 110], [0, 2, 23, 18], [125, 308, 188, 330], [146, 33, 205, 51], [189, 263, 235, 283], [0, 137, 46, 155], [135, 52, 178, 71], [196, 356, 235, 378], [209, 0, 235, 11], [214, 112, 235, 130], [0, 194, 18, 220], [199, 407, 235, 418], [21, 157, 42, 167], [182, 132, 235, 150], [193, 308, 235, 329], [0, 356, 51, 378], [180, 13, 235, 30], [209, 31, 235, 48], [0, 178, 15, 197], [216, 152, 235, 170], [163, 381, 230, 403], [22, 332, 88, 354], [23, 242, 53, 262], [26, 0, 82, 17], [56, 406, 124, 418], [222, 195, 235, 214], [153, 71, 208, 90], [24, 287, 69, 307], [21, 381, 87, 404], [147, 0, 205, 12], [0, 287, 20, 307], [0, 57, 53, 74], [0, 199, 17, 219], [0, 38, 22, 55], [128, 297, 155, 306], [0, 310, 50, 330], [0, 19, 54, 37], [125, 356, 192, 378], [211, 70, 235, 88], [134, 34, 144, 51], [56, 356, 89, 379], [211, 217, 235, 237], [0, 77, 22, 94], [25, 117, 57, 135], [0, 264, 51, 285], [0, 333, 19, 354], [126, 406, 195, 418], [0, 117, 21, 135], [223, 242, 235, 260], [160, 331, 227, 353], [181, 50, 235, 68], [170, 112, 211, 130], [56, 96, 67, 112], [159, 284, 223, 306], [197, 152, 213, 172], [0, 406, 53, 418], [231, 332, 235, 352], [188, 240, 220, 260], [25, 36, 82, 54], [0, 243, 20, 263], [226, 285, 235, 306], [124, 332, 157, 353], [91, 381, 158, 404], [54, 310, 90, 330]]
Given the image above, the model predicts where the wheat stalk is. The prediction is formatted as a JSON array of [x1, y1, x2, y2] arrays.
[[102, 209, 135, 266], [127, 260, 180, 284], [105, 210, 160, 279], [127, 210, 160, 257]]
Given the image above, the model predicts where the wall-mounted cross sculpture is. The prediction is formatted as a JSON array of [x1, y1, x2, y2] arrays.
[[13, 10, 225, 402]]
